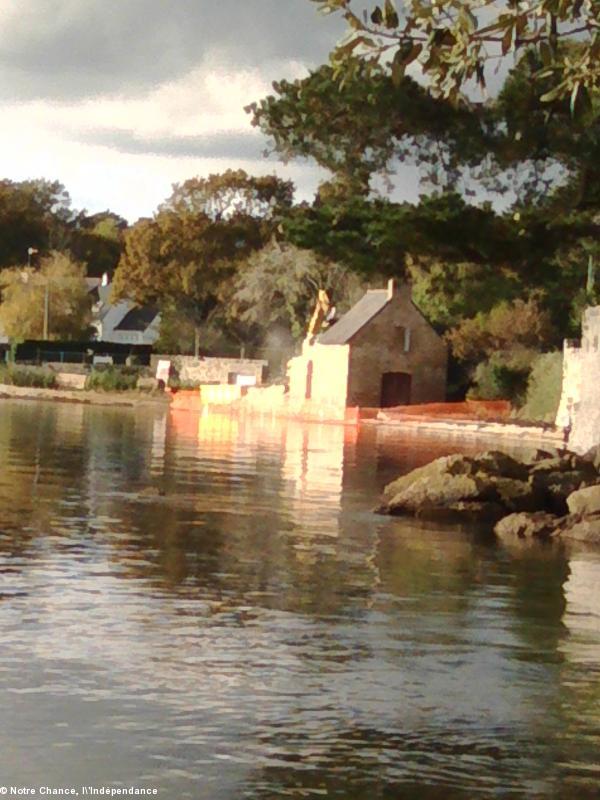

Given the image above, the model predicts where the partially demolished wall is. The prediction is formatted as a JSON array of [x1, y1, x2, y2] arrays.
[[559, 306, 600, 453]]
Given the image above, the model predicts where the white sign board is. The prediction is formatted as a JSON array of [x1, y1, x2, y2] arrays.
[[155, 359, 171, 383], [236, 374, 257, 387]]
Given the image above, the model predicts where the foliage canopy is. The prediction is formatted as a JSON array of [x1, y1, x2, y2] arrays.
[[0, 251, 92, 341], [312, 0, 600, 108]]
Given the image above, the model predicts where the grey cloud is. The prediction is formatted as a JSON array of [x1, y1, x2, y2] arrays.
[[0, 0, 343, 101], [78, 128, 271, 161]]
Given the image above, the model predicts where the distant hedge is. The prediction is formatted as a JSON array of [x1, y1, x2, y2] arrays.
[[85, 366, 141, 392], [0, 364, 58, 389]]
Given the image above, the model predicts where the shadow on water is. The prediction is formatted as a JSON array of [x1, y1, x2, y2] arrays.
[[0, 401, 598, 798]]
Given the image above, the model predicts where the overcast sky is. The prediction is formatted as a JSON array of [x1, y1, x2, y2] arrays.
[[0, 0, 351, 221]]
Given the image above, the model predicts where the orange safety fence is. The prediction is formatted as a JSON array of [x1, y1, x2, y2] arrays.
[[378, 400, 512, 421]]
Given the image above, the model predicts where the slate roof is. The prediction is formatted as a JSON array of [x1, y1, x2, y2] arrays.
[[114, 306, 159, 332], [318, 289, 389, 345]]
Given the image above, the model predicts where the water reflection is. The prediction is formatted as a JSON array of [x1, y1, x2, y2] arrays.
[[0, 401, 599, 798]]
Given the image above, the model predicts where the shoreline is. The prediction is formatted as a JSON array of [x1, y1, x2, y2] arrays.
[[363, 414, 565, 446], [0, 383, 170, 408], [0, 383, 566, 446]]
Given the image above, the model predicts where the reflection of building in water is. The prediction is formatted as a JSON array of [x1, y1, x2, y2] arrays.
[[560, 554, 600, 666], [166, 411, 381, 608], [556, 552, 600, 792], [280, 423, 380, 605], [282, 423, 351, 552], [169, 407, 241, 454], [150, 411, 168, 476]]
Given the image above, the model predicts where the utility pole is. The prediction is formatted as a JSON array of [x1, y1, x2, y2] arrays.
[[25, 249, 50, 339], [43, 279, 50, 340]]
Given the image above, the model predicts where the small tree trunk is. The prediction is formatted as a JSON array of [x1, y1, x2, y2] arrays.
[[194, 326, 200, 358]]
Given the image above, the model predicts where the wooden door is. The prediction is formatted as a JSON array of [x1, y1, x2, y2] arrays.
[[380, 371, 411, 407]]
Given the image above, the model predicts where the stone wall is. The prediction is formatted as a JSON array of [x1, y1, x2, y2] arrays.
[[347, 285, 447, 407], [150, 355, 268, 385], [566, 306, 600, 453], [287, 341, 349, 418], [46, 362, 88, 374], [555, 341, 583, 429], [55, 372, 87, 390]]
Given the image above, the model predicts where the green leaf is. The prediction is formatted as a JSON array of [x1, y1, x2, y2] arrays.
[[383, 0, 399, 28], [431, 28, 455, 47], [370, 6, 383, 25], [572, 83, 592, 117], [459, 8, 477, 33], [540, 81, 568, 103], [475, 64, 486, 90], [391, 51, 405, 85], [570, 82, 580, 116]]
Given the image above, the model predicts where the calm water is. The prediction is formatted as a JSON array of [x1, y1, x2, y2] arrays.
[[0, 401, 599, 799]]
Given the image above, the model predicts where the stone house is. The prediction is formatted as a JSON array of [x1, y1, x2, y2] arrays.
[[287, 280, 447, 414]]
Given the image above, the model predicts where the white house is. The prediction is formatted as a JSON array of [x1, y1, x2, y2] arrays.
[[87, 276, 161, 346]]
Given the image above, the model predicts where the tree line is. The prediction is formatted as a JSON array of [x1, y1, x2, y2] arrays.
[[1, 0, 598, 401]]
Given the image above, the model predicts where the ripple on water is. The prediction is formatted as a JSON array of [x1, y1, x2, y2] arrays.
[[0, 402, 599, 798]]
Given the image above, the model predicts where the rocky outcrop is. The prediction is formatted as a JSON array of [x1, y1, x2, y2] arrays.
[[567, 485, 600, 516], [494, 512, 571, 542], [378, 447, 600, 545], [583, 444, 600, 472], [380, 450, 551, 519], [560, 513, 600, 543], [495, 510, 600, 545]]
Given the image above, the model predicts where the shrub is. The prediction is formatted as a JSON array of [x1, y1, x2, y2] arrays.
[[447, 297, 554, 362], [517, 351, 563, 423], [0, 364, 58, 389], [85, 366, 140, 392], [168, 375, 201, 390], [467, 348, 538, 405]]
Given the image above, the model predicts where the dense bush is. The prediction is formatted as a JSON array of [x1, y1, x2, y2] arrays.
[[517, 351, 563, 423], [446, 298, 554, 362], [85, 366, 140, 392], [0, 363, 58, 389], [167, 375, 201, 390], [467, 348, 538, 406]]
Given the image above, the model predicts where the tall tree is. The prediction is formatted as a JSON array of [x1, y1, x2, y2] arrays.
[[0, 251, 92, 341], [112, 172, 294, 354], [228, 240, 366, 341], [0, 179, 76, 269], [161, 169, 294, 220], [69, 210, 128, 278], [281, 192, 518, 276], [491, 47, 600, 208], [247, 62, 489, 197]]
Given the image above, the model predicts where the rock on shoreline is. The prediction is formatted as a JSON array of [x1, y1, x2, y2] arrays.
[[377, 447, 600, 545]]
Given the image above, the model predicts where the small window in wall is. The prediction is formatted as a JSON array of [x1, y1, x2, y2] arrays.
[[395, 324, 411, 352]]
